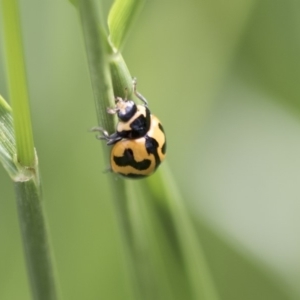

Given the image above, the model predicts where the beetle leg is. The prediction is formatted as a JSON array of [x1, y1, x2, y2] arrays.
[[107, 98, 122, 115], [107, 107, 119, 114], [90, 127, 110, 141], [90, 127, 122, 145], [133, 77, 148, 106], [103, 166, 112, 173]]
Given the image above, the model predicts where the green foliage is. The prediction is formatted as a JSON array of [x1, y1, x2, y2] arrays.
[[0, 0, 299, 300], [1, 0, 35, 167], [0, 0, 60, 299], [108, 0, 145, 50], [0, 95, 17, 177]]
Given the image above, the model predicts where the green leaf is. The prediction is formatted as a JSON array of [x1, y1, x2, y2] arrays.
[[108, 0, 145, 50], [144, 166, 220, 300], [1, 1, 60, 299], [1, 0, 35, 167], [0, 95, 18, 178], [0, 95, 38, 183]]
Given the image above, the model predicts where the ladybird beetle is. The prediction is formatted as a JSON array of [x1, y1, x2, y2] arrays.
[[93, 78, 166, 179]]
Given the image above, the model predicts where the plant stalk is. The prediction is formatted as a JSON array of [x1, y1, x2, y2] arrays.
[[14, 180, 59, 300], [1, 0, 35, 167], [1, 1, 60, 299]]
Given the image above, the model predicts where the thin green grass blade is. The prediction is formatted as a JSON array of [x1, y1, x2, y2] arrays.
[[144, 165, 220, 300], [76, 1, 175, 298], [1, 0, 35, 167], [77, 0, 115, 131], [76, 1, 136, 299], [124, 181, 176, 300], [109, 53, 134, 99], [0, 1, 60, 299], [0, 95, 18, 178], [0, 95, 37, 183], [108, 0, 145, 50]]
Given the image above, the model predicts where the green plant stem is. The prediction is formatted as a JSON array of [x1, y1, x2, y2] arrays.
[[109, 53, 134, 99], [77, 0, 168, 298], [145, 166, 220, 300], [77, 0, 139, 299], [1, 1, 60, 299], [15, 180, 59, 300], [77, 0, 115, 132], [1, 0, 35, 167], [77, 1, 191, 298]]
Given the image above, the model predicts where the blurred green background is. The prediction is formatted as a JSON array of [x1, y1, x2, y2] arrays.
[[1, 0, 300, 299]]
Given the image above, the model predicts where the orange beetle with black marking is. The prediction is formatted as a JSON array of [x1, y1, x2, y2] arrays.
[[93, 78, 166, 179]]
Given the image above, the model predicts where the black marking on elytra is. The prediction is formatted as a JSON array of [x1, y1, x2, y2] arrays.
[[145, 135, 161, 169], [158, 123, 166, 154], [158, 123, 165, 133], [145, 136, 159, 155], [113, 148, 151, 170], [161, 141, 166, 154]]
